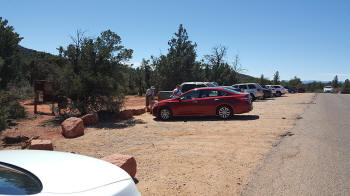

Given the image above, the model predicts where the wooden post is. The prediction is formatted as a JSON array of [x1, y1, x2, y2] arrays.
[[34, 91, 38, 114]]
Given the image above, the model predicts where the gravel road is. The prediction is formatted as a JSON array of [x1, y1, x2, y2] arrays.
[[242, 93, 350, 196]]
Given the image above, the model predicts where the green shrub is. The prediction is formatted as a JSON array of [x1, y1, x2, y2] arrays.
[[341, 79, 350, 94], [0, 104, 8, 131], [0, 91, 26, 131]]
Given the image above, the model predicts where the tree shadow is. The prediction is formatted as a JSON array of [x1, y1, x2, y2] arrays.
[[39, 116, 67, 127], [91, 118, 146, 129], [153, 114, 259, 122]]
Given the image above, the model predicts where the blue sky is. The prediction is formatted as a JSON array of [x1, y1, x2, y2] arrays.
[[1, 0, 349, 81]]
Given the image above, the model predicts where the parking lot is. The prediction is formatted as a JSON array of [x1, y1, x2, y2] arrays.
[[50, 93, 315, 195]]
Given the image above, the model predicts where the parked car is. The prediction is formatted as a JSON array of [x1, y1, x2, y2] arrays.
[[285, 86, 297, 93], [297, 88, 306, 93], [263, 85, 276, 96], [157, 82, 219, 101], [262, 88, 273, 98], [157, 91, 173, 100], [266, 85, 287, 97], [152, 87, 253, 120], [180, 82, 218, 93], [232, 83, 264, 100], [0, 150, 141, 196], [323, 86, 333, 93], [220, 86, 243, 92]]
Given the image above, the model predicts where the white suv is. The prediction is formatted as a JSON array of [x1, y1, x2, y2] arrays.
[[266, 85, 287, 97], [233, 83, 264, 100], [323, 86, 333, 93]]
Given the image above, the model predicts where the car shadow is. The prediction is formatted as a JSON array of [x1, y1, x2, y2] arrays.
[[153, 114, 259, 122]]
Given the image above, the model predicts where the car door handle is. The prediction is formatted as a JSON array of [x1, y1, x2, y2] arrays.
[[214, 99, 220, 101], [192, 100, 198, 103]]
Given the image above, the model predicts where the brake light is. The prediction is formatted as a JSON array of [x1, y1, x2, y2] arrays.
[[239, 94, 251, 101]]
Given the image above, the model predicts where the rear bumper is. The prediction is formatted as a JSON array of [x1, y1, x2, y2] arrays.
[[235, 103, 253, 114], [152, 106, 159, 117]]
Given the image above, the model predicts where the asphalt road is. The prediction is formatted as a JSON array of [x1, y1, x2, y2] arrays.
[[242, 93, 350, 196]]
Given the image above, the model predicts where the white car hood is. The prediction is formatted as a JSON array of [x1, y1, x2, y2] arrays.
[[0, 150, 132, 194]]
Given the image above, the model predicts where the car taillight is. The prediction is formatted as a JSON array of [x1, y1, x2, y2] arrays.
[[240, 94, 251, 101]]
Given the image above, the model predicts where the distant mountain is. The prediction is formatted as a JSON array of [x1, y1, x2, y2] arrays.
[[302, 80, 330, 84], [238, 73, 257, 83]]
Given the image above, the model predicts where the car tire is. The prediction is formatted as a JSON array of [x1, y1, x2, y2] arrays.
[[159, 107, 172, 120], [250, 93, 256, 101], [217, 105, 233, 120], [276, 91, 282, 97]]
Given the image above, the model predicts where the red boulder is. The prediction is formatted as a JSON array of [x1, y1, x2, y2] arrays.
[[101, 153, 137, 178], [29, 139, 53, 150], [81, 113, 99, 125], [61, 117, 84, 138]]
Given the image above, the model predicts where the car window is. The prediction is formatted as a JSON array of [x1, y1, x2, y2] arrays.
[[181, 84, 196, 92], [198, 89, 227, 98], [239, 85, 247, 89], [196, 84, 207, 88], [222, 88, 241, 94], [232, 85, 238, 88], [0, 162, 43, 195], [181, 90, 199, 100], [273, 85, 280, 88], [248, 84, 256, 89]]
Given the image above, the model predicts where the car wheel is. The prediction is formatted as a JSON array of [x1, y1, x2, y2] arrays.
[[217, 105, 233, 119], [276, 91, 282, 97], [159, 108, 172, 120], [250, 93, 256, 101]]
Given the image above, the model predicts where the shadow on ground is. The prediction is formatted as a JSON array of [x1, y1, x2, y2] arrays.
[[92, 118, 146, 129], [153, 114, 259, 122]]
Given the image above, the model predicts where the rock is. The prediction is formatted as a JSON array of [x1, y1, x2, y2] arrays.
[[81, 113, 99, 125], [101, 153, 137, 178], [61, 117, 84, 138], [29, 139, 53, 150], [119, 110, 133, 119]]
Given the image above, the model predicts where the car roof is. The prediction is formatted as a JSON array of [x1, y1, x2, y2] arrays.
[[0, 150, 131, 194], [181, 82, 216, 85], [234, 83, 257, 85]]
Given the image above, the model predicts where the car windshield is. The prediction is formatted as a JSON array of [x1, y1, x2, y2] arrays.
[[0, 162, 42, 195], [222, 87, 242, 94]]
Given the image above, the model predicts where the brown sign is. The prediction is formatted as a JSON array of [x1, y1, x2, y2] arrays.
[[34, 80, 55, 114]]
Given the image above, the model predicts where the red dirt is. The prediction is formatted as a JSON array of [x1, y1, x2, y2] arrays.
[[1, 96, 147, 146], [0, 100, 63, 144], [123, 95, 147, 110]]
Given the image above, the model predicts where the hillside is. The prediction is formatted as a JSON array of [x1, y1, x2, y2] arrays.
[[18, 46, 57, 62], [238, 73, 257, 83], [17, 46, 258, 84]]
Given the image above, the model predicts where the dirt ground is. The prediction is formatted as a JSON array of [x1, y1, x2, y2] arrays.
[[1, 93, 314, 195]]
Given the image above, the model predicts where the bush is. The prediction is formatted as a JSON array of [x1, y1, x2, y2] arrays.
[[51, 30, 132, 116], [0, 91, 26, 131], [341, 79, 350, 94]]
